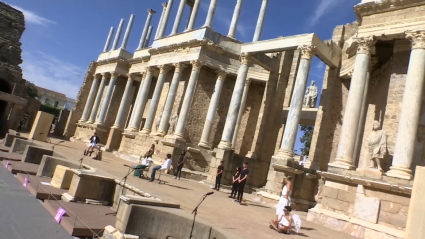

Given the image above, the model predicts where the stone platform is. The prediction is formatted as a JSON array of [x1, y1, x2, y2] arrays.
[[0, 152, 22, 161], [43, 200, 116, 237], [16, 173, 67, 200], [0, 145, 10, 152], [2, 160, 39, 175]]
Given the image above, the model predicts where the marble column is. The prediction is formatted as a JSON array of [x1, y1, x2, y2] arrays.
[[158, 0, 174, 38], [144, 26, 153, 48], [138, 9, 156, 50], [232, 79, 251, 148], [276, 45, 315, 159], [252, 0, 269, 42], [111, 19, 125, 51], [103, 27, 114, 53], [157, 63, 186, 136], [228, 0, 243, 38], [331, 37, 375, 169], [121, 14, 135, 50], [204, 0, 218, 28], [387, 31, 425, 180], [80, 74, 101, 122], [113, 74, 135, 129], [218, 54, 251, 150], [172, 60, 203, 140], [96, 72, 118, 125], [171, 0, 187, 35], [87, 73, 108, 123], [186, 0, 201, 31], [126, 68, 154, 131], [198, 70, 227, 148], [155, 3, 168, 39], [141, 65, 171, 134]]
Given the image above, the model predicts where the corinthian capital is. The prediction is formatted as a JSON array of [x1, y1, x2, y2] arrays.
[[110, 72, 120, 78], [354, 36, 375, 54], [191, 60, 203, 71], [173, 62, 186, 73], [240, 53, 252, 65], [148, 9, 156, 15], [405, 30, 425, 50], [216, 70, 227, 81], [158, 65, 171, 74], [162, 2, 168, 8], [145, 67, 154, 75], [298, 45, 316, 60]]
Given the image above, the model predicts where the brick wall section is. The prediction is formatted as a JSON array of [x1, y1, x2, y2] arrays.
[[64, 62, 96, 138]]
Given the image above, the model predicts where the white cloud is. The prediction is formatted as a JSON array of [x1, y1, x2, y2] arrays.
[[21, 51, 85, 99], [10, 4, 56, 26], [306, 0, 340, 28]]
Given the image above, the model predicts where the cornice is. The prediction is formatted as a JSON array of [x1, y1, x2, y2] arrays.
[[354, 0, 425, 19], [127, 55, 151, 64], [96, 57, 129, 67], [148, 39, 233, 57]]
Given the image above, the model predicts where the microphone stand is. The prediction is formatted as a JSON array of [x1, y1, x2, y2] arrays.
[[106, 165, 135, 216], [79, 156, 85, 169], [189, 193, 213, 239], [52, 140, 65, 153]]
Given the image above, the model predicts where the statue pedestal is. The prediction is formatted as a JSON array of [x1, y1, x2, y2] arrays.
[[357, 168, 383, 178]]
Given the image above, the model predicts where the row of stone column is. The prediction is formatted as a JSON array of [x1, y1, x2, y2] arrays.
[[329, 31, 425, 180]]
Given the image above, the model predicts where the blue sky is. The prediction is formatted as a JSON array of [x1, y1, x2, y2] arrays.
[[6, 0, 359, 152]]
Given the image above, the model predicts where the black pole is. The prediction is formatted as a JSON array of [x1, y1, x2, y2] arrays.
[[106, 166, 134, 216], [189, 192, 213, 239]]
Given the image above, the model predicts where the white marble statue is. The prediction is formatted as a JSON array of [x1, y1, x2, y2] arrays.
[[168, 114, 178, 135], [155, 113, 162, 132], [303, 81, 318, 108], [368, 121, 387, 171]]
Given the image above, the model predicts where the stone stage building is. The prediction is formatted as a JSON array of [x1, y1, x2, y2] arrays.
[[66, 0, 425, 238]]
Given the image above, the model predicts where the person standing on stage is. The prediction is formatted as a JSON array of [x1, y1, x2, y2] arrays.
[[275, 176, 292, 221], [213, 161, 224, 191], [174, 150, 186, 180], [236, 162, 249, 204], [229, 166, 241, 199]]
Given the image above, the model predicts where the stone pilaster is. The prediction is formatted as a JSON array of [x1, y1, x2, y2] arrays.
[[387, 31, 425, 180], [199, 70, 227, 148], [218, 53, 251, 150], [80, 74, 101, 122], [331, 36, 375, 170]]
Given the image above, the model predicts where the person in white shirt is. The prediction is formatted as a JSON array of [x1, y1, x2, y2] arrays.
[[149, 154, 172, 182]]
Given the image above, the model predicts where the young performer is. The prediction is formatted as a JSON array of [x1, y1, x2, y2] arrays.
[[149, 154, 172, 182], [174, 150, 186, 180], [85, 132, 100, 156], [236, 162, 249, 204], [269, 206, 294, 234], [134, 145, 155, 178], [229, 167, 241, 199], [276, 176, 292, 221], [213, 161, 224, 191]]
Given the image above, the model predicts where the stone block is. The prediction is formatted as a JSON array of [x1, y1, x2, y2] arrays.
[[325, 180, 349, 191], [323, 186, 339, 199], [337, 190, 356, 203], [10, 138, 31, 154], [364, 228, 398, 239], [4, 133, 27, 147], [365, 189, 410, 206], [353, 195, 380, 223], [51, 165, 75, 189], [37, 155, 81, 177], [105, 128, 124, 152], [379, 211, 407, 229], [28, 111, 54, 142], [321, 197, 349, 211], [22, 145, 53, 164], [405, 166, 425, 239], [381, 201, 401, 214]]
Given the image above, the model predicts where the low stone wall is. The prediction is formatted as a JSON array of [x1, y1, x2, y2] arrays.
[[4, 133, 27, 147], [37, 155, 82, 177], [21, 145, 53, 164], [10, 138, 32, 153]]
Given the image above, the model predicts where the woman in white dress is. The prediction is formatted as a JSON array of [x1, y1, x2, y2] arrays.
[[276, 176, 292, 221]]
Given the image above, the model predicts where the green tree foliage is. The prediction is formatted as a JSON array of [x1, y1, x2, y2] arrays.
[[39, 104, 60, 117], [25, 81, 38, 98], [300, 125, 314, 156]]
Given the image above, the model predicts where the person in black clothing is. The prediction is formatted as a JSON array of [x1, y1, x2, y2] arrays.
[[213, 161, 224, 191], [229, 167, 241, 199], [174, 150, 186, 180], [236, 162, 249, 204], [85, 132, 100, 156]]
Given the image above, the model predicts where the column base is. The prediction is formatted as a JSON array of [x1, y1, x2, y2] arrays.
[[111, 125, 123, 130], [217, 140, 233, 150], [86, 121, 94, 124], [246, 151, 258, 159], [198, 141, 211, 149], [140, 128, 151, 135], [165, 133, 185, 143], [386, 165, 413, 180], [303, 160, 319, 170], [78, 119, 88, 124], [154, 130, 166, 137], [328, 157, 355, 170], [275, 149, 294, 161]]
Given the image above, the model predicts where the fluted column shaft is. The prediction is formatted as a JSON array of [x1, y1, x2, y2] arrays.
[[186, 0, 201, 31], [103, 27, 115, 52], [126, 68, 154, 131], [199, 71, 227, 148], [171, 0, 187, 35], [96, 73, 118, 125], [278, 46, 315, 158], [158, 63, 185, 136], [88, 74, 108, 123], [113, 74, 135, 129], [232, 79, 251, 148], [138, 10, 156, 50], [142, 66, 171, 134], [252, 0, 269, 42], [332, 37, 375, 169], [218, 54, 251, 149], [172, 61, 202, 139], [111, 19, 125, 51], [204, 0, 218, 27], [228, 0, 243, 38], [155, 3, 168, 39], [80, 74, 101, 122], [158, 0, 174, 38], [387, 31, 425, 180]]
